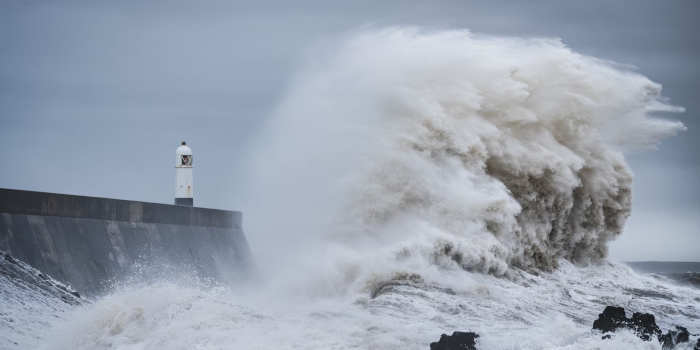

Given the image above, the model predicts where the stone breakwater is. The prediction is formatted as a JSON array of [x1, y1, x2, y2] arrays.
[[0, 188, 252, 295]]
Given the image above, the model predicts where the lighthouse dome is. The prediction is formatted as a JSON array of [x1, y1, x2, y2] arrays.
[[176, 141, 193, 167]]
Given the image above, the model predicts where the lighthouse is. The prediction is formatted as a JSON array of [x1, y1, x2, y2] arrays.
[[175, 141, 193, 206]]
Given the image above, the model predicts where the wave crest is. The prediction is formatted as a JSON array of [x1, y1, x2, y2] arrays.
[[245, 28, 684, 283]]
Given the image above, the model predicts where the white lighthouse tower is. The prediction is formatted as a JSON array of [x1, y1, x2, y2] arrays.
[[175, 141, 193, 206]]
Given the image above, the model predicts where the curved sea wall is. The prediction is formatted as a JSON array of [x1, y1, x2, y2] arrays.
[[0, 188, 251, 296]]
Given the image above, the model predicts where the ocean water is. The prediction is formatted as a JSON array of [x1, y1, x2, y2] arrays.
[[3, 259, 697, 349], [3, 28, 699, 349]]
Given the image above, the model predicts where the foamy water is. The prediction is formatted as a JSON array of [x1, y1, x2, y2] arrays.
[[38, 262, 699, 349], [9, 28, 700, 349]]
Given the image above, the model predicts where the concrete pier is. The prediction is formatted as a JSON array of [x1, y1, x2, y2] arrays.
[[0, 188, 251, 295]]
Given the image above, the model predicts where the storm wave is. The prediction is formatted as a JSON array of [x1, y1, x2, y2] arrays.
[[246, 28, 684, 288]]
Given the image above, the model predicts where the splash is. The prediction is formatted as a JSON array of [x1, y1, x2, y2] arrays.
[[39, 261, 700, 349], [36, 28, 695, 350], [244, 28, 684, 290]]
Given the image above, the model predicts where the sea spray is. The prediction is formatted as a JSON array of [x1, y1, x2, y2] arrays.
[[39, 28, 697, 350], [40, 261, 700, 349], [243, 28, 685, 293]]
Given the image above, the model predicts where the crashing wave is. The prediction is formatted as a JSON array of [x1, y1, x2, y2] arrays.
[[245, 28, 684, 284], [34, 28, 695, 350]]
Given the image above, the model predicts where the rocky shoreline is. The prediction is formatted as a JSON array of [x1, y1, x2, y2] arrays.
[[593, 306, 697, 349], [431, 306, 700, 350]]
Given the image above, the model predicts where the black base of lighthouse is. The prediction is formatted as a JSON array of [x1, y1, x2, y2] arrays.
[[174, 198, 193, 207]]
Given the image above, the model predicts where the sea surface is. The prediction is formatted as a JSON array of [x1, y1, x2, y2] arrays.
[[1, 253, 699, 349], [3, 28, 698, 350]]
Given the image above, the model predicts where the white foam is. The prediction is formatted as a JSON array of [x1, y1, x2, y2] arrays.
[[242, 28, 684, 292], [41, 28, 696, 349], [41, 262, 699, 349]]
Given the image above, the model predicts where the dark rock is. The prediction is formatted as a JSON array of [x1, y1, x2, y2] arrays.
[[593, 306, 628, 334], [593, 306, 693, 349], [629, 312, 661, 341], [430, 331, 479, 350], [694, 337, 700, 350], [660, 326, 690, 349], [676, 327, 690, 344]]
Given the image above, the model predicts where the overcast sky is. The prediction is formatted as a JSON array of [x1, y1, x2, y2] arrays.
[[1, 0, 698, 261]]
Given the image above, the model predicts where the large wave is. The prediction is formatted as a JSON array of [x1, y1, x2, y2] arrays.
[[244, 28, 684, 290], [35, 28, 695, 350]]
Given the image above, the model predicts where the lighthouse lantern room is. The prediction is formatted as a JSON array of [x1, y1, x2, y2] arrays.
[[175, 141, 193, 206]]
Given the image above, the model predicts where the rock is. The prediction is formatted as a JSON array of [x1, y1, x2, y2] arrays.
[[694, 337, 700, 350], [660, 326, 690, 349], [430, 331, 479, 350], [593, 306, 693, 349], [593, 306, 628, 334], [629, 312, 661, 341]]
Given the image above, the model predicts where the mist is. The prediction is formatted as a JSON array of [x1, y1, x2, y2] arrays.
[[239, 29, 684, 295], [1, 1, 698, 262]]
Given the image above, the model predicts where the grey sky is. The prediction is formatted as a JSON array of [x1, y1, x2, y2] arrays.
[[1, 0, 698, 261]]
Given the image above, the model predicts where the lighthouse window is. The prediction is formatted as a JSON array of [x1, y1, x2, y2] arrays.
[[181, 155, 192, 166]]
